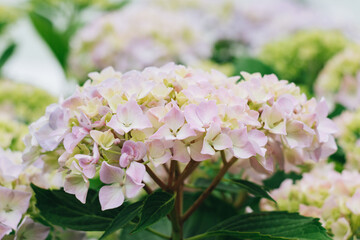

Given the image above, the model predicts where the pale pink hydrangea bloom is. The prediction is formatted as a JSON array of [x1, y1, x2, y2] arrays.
[[261, 164, 360, 240], [25, 63, 337, 211], [69, 3, 215, 81]]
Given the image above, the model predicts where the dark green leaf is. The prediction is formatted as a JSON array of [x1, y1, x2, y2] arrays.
[[234, 57, 277, 78], [186, 211, 331, 240], [132, 192, 175, 233], [194, 178, 240, 194], [31, 184, 124, 231], [0, 42, 16, 70], [183, 192, 237, 238], [227, 179, 275, 202], [120, 217, 171, 240], [29, 12, 69, 69], [100, 201, 144, 239]]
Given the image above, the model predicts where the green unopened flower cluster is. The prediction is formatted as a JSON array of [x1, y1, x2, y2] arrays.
[[0, 81, 56, 123], [315, 45, 360, 110], [259, 30, 348, 94], [0, 115, 28, 151], [261, 164, 360, 240], [335, 110, 360, 170]]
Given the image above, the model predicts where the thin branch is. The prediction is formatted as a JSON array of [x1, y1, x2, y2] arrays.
[[162, 163, 170, 174], [168, 160, 176, 188], [220, 150, 227, 165], [146, 227, 171, 239], [182, 157, 238, 222], [172, 160, 200, 190], [145, 165, 168, 190], [143, 183, 153, 194]]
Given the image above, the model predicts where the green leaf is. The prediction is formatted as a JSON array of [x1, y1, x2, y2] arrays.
[[100, 201, 144, 239], [132, 191, 175, 233], [31, 184, 124, 231], [0, 42, 16, 70], [185, 211, 331, 240], [194, 178, 240, 194], [120, 218, 171, 240], [234, 57, 277, 78], [29, 12, 69, 69], [227, 179, 275, 203], [183, 192, 237, 238]]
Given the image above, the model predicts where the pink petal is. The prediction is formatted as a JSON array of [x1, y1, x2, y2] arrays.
[[99, 185, 125, 211], [196, 101, 220, 127], [346, 190, 360, 215], [233, 142, 256, 159], [0, 223, 11, 239], [64, 127, 88, 153], [99, 162, 124, 184], [126, 162, 146, 185], [15, 216, 50, 240], [117, 100, 152, 132], [285, 120, 314, 149], [107, 115, 125, 135], [191, 139, 212, 161], [184, 105, 205, 132], [125, 178, 145, 199], [64, 175, 89, 204], [172, 141, 191, 163], [163, 106, 184, 132], [150, 125, 175, 140], [213, 133, 232, 151], [177, 124, 196, 140]]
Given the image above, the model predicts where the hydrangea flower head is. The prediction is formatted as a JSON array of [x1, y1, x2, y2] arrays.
[[68, 4, 214, 83], [334, 109, 360, 171], [315, 45, 360, 110], [261, 164, 360, 240], [26, 63, 337, 211]]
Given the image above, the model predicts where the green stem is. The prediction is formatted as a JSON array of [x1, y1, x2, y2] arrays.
[[146, 227, 171, 239]]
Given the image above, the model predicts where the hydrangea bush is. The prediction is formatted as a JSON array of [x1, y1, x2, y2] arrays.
[[259, 30, 348, 94], [0, 81, 56, 123], [315, 45, 360, 111], [68, 4, 214, 83], [334, 110, 360, 171], [23, 63, 337, 239], [261, 164, 360, 240]]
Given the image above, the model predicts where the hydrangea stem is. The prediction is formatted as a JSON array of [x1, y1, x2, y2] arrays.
[[145, 165, 168, 190], [181, 157, 238, 222], [172, 160, 200, 190]]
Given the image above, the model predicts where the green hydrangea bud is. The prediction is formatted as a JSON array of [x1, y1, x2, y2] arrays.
[[259, 30, 348, 94]]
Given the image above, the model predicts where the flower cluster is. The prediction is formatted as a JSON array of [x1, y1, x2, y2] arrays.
[[68, 3, 214, 83], [261, 164, 360, 240], [0, 114, 28, 151], [0, 148, 50, 239], [0, 81, 56, 123], [25, 63, 337, 211], [334, 110, 360, 170], [315, 45, 360, 110], [259, 30, 348, 93], [156, 0, 354, 51]]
